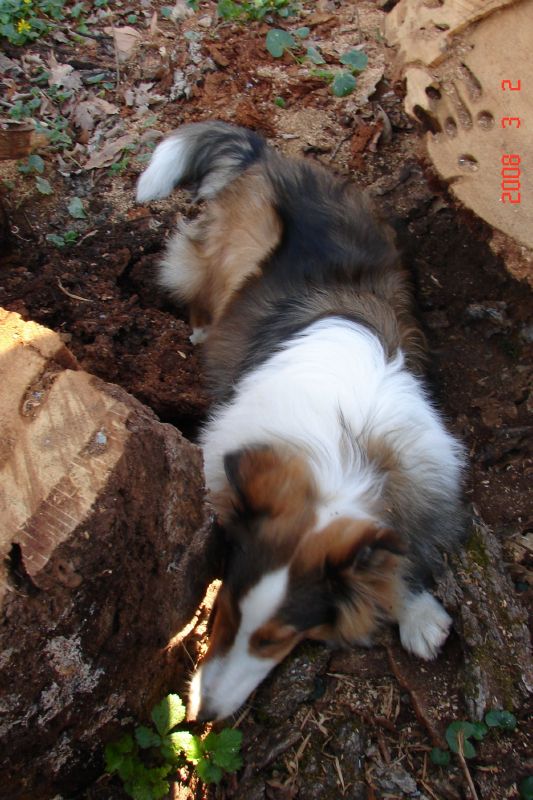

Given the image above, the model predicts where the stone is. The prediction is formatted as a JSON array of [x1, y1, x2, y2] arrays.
[[0, 309, 219, 798]]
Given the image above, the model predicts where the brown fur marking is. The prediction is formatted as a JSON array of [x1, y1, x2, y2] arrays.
[[183, 167, 282, 326], [216, 446, 318, 548]]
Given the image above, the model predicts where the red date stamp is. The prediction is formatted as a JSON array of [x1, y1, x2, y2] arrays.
[[500, 79, 522, 204]]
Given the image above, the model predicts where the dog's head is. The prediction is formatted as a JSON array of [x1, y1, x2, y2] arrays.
[[188, 446, 405, 721]]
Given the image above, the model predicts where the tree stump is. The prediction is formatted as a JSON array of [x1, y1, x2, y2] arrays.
[[0, 309, 219, 799]]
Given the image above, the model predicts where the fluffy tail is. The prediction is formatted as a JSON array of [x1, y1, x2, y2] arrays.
[[136, 121, 266, 203]]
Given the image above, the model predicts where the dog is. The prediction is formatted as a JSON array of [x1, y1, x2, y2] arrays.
[[137, 121, 466, 722]]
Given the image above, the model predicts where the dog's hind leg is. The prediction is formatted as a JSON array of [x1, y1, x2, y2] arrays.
[[159, 168, 282, 340]]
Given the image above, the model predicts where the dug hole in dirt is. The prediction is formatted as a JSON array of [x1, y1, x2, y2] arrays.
[[0, 1, 532, 799]]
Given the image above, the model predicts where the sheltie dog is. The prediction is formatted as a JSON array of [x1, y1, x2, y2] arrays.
[[137, 121, 465, 721]]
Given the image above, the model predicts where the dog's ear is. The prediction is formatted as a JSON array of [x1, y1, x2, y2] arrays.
[[223, 446, 316, 519], [316, 521, 406, 644], [327, 525, 406, 573]]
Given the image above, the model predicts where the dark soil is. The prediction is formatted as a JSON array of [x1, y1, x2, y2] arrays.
[[1, 1, 531, 798]]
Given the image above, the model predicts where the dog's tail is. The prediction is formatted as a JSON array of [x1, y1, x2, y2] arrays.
[[136, 121, 267, 203]]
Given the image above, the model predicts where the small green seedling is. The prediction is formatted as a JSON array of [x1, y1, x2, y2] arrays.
[[67, 197, 87, 220], [217, 0, 298, 21], [445, 720, 479, 759], [520, 776, 533, 800], [306, 45, 325, 65], [430, 709, 517, 767], [339, 49, 369, 71], [484, 709, 517, 730], [429, 747, 451, 766], [18, 154, 45, 175], [105, 693, 243, 799], [34, 117, 73, 151], [266, 27, 296, 57], [35, 176, 53, 194], [264, 27, 368, 97], [46, 231, 78, 247], [331, 72, 357, 98], [330, 50, 368, 97], [17, 154, 55, 197]]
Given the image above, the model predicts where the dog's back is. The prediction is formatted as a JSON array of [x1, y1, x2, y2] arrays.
[[137, 121, 423, 399]]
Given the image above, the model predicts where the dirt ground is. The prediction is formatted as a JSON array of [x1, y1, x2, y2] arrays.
[[1, 1, 532, 799]]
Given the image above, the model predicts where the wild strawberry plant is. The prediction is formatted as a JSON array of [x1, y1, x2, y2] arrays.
[[105, 693, 243, 800]]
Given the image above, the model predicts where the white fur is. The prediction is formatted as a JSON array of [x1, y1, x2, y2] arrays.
[[189, 568, 289, 720], [397, 590, 452, 659], [158, 219, 205, 301], [136, 136, 191, 202], [189, 327, 208, 345], [201, 318, 464, 528], [136, 127, 251, 203]]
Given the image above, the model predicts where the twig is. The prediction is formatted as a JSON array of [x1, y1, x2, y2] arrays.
[[330, 132, 352, 161], [232, 705, 250, 729], [457, 730, 480, 800], [333, 755, 348, 795], [56, 277, 93, 303], [386, 646, 446, 748], [257, 731, 302, 769], [110, 19, 121, 90], [75, 230, 98, 247], [420, 779, 442, 800]]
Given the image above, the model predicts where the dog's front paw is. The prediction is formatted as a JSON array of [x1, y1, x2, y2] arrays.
[[398, 591, 452, 660]]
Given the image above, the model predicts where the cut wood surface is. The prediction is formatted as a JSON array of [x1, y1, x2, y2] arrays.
[[386, 0, 533, 258], [0, 126, 49, 160], [0, 309, 219, 799]]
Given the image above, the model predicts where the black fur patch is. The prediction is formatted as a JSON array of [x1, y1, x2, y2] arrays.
[[204, 151, 417, 402], [174, 121, 265, 196]]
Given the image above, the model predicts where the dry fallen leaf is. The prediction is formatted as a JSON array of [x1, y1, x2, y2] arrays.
[[48, 52, 83, 91], [84, 133, 136, 170], [0, 53, 22, 75], [73, 97, 120, 133], [124, 82, 166, 109], [104, 26, 142, 62]]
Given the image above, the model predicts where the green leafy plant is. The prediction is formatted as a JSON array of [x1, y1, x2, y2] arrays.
[[0, 0, 80, 45], [430, 709, 517, 766], [0, 0, 114, 45], [306, 45, 325, 65], [35, 176, 53, 194], [265, 27, 295, 57], [108, 156, 131, 175], [331, 72, 357, 98], [217, 0, 298, 22], [8, 90, 42, 120], [484, 709, 517, 730], [265, 28, 368, 97], [34, 116, 73, 150], [105, 693, 243, 799], [339, 49, 369, 71], [46, 230, 78, 247], [18, 153, 45, 175], [67, 196, 87, 219]]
